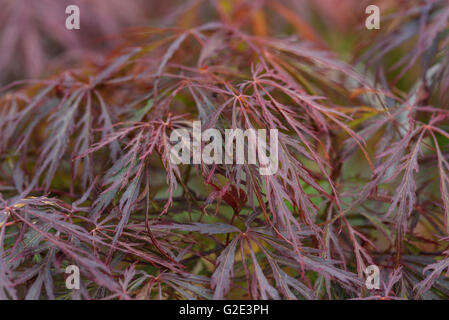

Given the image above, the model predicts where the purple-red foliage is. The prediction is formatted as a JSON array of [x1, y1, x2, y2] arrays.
[[0, 0, 449, 300]]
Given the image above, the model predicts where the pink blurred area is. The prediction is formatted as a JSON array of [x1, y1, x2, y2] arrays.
[[0, 0, 172, 81], [0, 0, 398, 83]]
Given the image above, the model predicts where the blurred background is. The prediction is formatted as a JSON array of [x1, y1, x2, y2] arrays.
[[0, 0, 397, 85]]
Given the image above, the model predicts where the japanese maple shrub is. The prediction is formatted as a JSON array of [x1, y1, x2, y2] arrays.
[[0, 0, 449, 300]]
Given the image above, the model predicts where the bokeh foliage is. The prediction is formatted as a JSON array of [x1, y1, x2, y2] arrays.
[[1, 0, 449, 300]]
